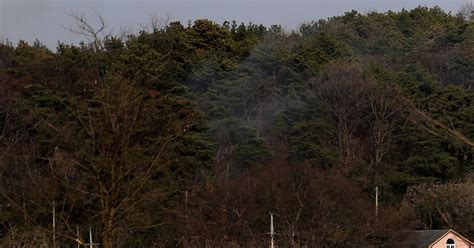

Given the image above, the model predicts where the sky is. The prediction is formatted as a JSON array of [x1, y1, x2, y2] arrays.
[[0, 0, 469, 49]]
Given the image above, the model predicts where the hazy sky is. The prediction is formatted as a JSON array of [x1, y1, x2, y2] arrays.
[[0, 0, 469, 49]]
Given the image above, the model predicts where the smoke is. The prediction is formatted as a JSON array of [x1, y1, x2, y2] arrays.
[[181, 24, 296, 179]]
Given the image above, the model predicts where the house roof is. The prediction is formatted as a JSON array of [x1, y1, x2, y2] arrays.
[[386, 229, 473, 248], [386, 229, 449, 248]]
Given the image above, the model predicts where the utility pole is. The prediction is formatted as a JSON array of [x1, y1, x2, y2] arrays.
[[85, 227, 99, 248], [89, 227, 93, 248], [270, 213, 275, 248], [375, 186, 379, 225]]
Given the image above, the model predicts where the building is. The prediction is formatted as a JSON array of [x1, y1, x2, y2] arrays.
[[388, 229, 473, 248]]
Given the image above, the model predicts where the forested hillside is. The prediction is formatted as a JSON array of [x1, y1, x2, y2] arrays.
[[0, 6, 473, 247]]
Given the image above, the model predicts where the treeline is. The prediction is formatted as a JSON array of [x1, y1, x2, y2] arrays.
[[0, 6, 473, 247]]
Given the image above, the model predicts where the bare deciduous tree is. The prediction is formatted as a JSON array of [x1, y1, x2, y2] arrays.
[[458, 2, 474, 21], [404, 183, 474, 232], [314, 63, 371, 172], [2, 75, 196, 247], [63, 11, 112, 51], [367, 85, 404, 184]]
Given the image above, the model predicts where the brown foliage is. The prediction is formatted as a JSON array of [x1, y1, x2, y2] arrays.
[[162, 159, 403, 247], [403, 182, 474, 238]]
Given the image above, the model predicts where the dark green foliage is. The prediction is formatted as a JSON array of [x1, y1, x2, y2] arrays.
[[1, 6, 474, 246]]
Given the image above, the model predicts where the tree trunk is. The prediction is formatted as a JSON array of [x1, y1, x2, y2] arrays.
[[102, 221, 114, 248], [256, 104, 263, 137]]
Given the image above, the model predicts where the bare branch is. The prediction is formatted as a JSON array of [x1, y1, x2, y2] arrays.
[[458, 2, 474, 21], [63, 11, 111, 51]]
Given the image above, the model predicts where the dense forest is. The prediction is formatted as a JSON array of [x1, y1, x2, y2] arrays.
[[0, 5, 474, 247]]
